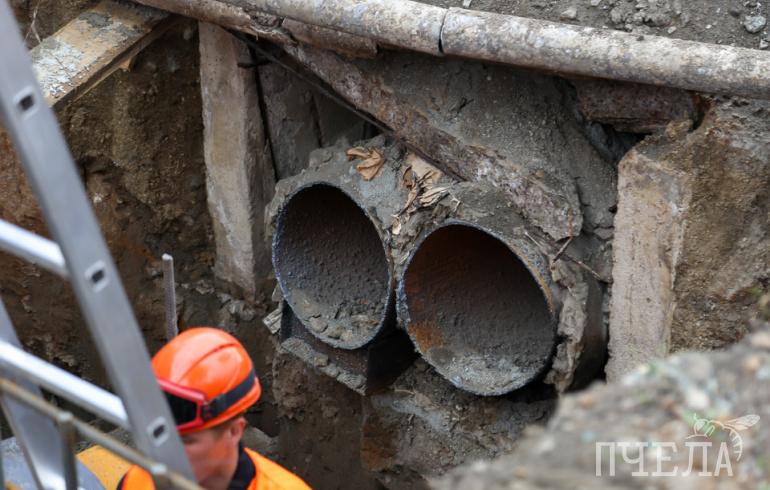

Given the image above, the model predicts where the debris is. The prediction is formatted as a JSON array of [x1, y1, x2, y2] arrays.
[[743, 15, 767, 33], [262, 306, 283, 335], [560, 7, 578, 21], [418, 186, 450, 207], [308, 316, 327, 333], [391, 217, 402, 235], [404, 153, 442, 188], [761, 39, 770, 49], [347, 147, 385, 180], [462, 0, 473, 7], [589, 0, 601, 6]]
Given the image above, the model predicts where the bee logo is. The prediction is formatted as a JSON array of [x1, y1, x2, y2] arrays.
[[688, 414, 760, 461]]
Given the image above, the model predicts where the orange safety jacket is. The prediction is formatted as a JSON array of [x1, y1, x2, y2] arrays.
[[117, 447, 311, 490]]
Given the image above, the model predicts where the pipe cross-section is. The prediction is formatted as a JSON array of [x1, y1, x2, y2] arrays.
[[272, 183, 394, 350]]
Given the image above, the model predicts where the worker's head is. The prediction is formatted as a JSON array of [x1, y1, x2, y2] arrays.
[[152, 327, 261, 482]]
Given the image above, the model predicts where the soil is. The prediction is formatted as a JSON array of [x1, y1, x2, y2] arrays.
[[420, 0, 770, 50]]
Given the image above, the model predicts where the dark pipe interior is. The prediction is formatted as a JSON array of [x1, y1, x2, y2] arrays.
[[273, 184, 391, 349], [402, 224, 555, 395]]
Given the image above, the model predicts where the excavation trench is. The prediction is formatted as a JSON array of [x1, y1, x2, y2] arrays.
[[398, 222, 557, 396], [272, 183, 393, 350]]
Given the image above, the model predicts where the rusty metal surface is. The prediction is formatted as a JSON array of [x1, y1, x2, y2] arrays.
[[572, 79, 697, 133], [272, 183, 394, 350], [399, 223, 557, 396], [30, 1, 172, 107]]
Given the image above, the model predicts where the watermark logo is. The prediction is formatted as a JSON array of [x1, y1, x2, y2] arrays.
[[595, 414, 759, 477]]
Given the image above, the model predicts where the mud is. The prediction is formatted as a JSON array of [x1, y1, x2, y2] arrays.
[[362, 359, 557, 488]]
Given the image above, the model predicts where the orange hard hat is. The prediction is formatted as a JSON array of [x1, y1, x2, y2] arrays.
[[152, 327, 261, 434]]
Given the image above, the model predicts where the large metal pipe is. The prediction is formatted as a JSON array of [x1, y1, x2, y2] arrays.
[[269, 137, 416, 351], [396, 183, 606, 396], [272, 183, 394, 349], [269, 140, 607, 394], [399, 221, 557, 396]]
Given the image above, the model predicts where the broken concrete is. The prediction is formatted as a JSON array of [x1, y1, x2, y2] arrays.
[[608, 98, 770, 380], [199, 22, 275, 299], [362, 360, 556, 489], [276, 44, 617, 241]]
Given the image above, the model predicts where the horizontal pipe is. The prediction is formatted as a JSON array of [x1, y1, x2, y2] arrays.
[[0, 219, 68, 278], [0, 340, 129, 428], [135, 0, 770, 99], [133, 0, 259, 35], [244, 0, 445, 55], [441, 8, 770, 100]]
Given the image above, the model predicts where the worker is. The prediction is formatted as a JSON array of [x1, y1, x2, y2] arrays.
[[118, 327, 311, 490]]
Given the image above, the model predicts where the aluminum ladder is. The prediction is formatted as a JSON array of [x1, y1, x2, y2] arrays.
[[0, 0, 198, 487]]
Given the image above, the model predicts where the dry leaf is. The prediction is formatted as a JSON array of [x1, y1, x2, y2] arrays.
[[419, 186, 450, 207], [398, 187, 420, 216], [406, 153, 442, 186], [346, 146, 370, 160], [400, 163, 415, 189], [347, 147, 385, 181]]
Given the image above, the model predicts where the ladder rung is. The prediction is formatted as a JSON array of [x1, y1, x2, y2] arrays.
[[0, 340, 128, 428], [0, 219, 67, 278]]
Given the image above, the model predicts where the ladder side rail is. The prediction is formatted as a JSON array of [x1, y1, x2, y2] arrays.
[[0, 300, 69, 489], [0, 378, 204, 490], [0, 1, 194, 480], [0, 340, 129, 428]]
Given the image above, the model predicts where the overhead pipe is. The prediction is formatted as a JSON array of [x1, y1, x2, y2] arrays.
[[134, 0, 770, 99], [247, 0, 770, 99]]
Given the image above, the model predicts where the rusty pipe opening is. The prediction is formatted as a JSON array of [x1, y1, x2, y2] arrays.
[[272, 183, 393, 349], [399, 223, 556, 395]]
